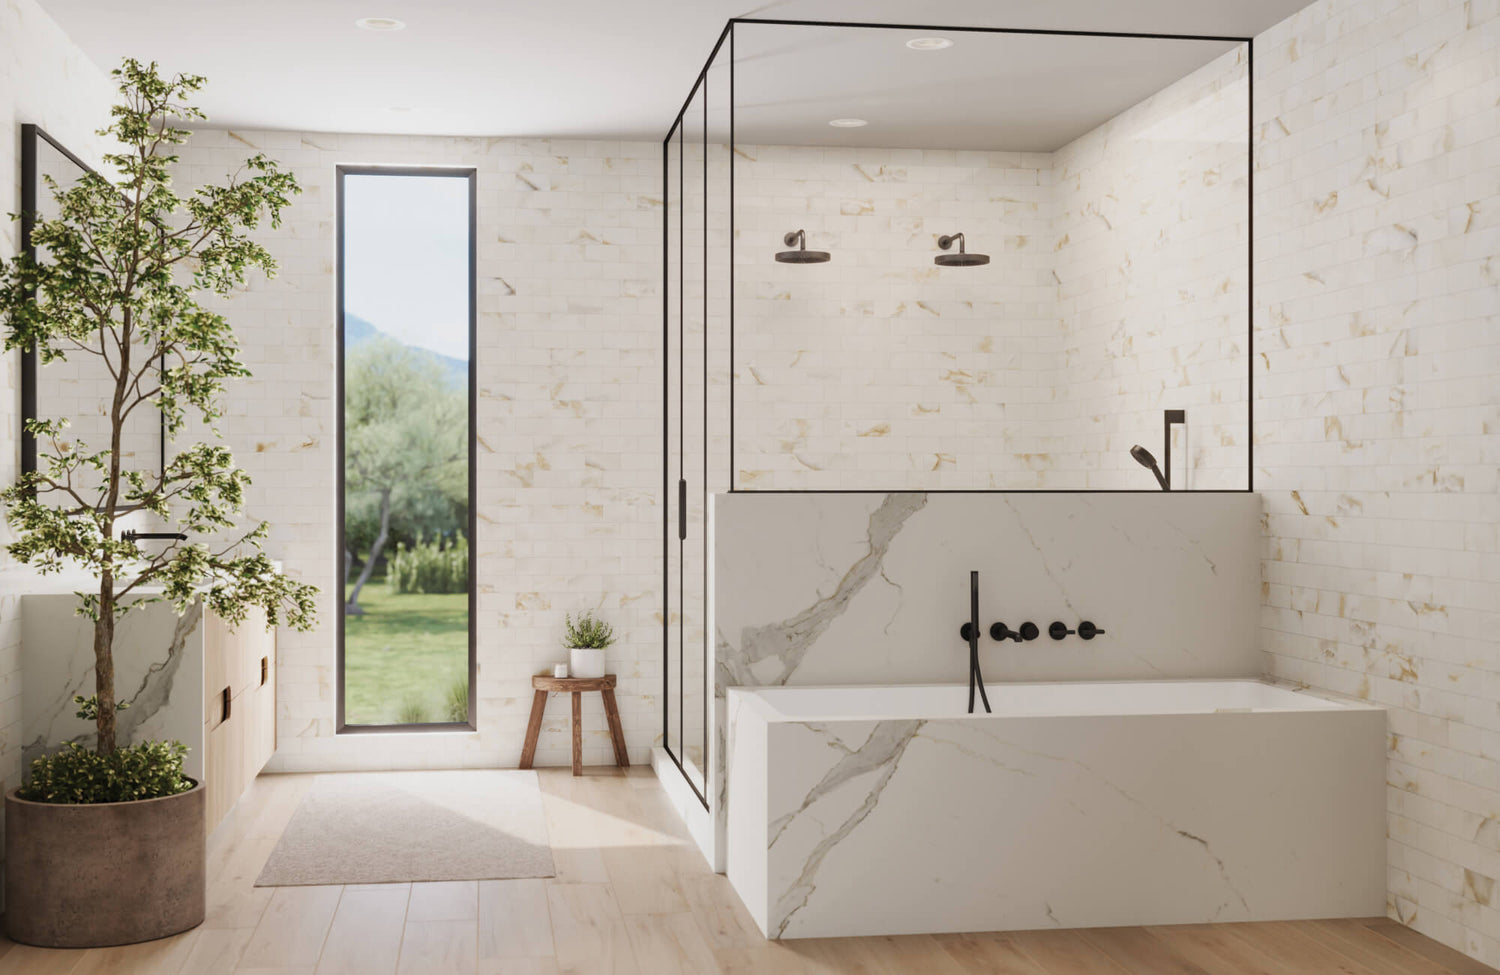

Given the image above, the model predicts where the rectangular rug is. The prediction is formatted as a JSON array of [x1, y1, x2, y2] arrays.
[[256, 769, 555, 886]]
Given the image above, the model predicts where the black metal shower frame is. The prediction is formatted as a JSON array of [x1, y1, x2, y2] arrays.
[[661, 18, 1256, 810]]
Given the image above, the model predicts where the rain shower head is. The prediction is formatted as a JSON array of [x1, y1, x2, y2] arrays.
[[935, 232, 990, 267], [1130, 444, 1169, 491], [775, 229, 830, 264]]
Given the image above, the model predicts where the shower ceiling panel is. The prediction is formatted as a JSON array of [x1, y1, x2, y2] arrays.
[[732, 25, 1241, 151]]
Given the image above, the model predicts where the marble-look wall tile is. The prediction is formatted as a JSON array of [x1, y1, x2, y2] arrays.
[[1254, 0, 1500, 964]]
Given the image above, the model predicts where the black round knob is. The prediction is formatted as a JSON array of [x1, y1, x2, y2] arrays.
[[1049, 621, 1075, 640], [1078, 621, 1106, 640], [989, 622, 1021, 643], [1019, 621, 1039, 641], [960, 622, 978, 643]]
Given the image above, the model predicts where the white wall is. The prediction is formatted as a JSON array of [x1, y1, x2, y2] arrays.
[[174, 131, 663, 772], [0, 0, 117, 905], [1255, 0, 1500, 963]]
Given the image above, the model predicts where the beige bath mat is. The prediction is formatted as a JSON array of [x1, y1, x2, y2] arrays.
[[256, 770, 554, 886]]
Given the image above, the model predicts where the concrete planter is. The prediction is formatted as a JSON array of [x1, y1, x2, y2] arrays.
[[4, 779, 204, 948]]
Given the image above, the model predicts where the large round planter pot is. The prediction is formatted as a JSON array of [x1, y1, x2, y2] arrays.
[[4, 779, 204, 948], [569, 647, 607, 679]]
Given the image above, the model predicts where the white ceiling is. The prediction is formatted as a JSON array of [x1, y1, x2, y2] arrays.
[[725, 26, 1240, 151], [36, 0, 1309, 142]]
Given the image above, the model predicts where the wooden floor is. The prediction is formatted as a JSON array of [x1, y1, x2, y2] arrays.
[[0, 766, 1491, 975]]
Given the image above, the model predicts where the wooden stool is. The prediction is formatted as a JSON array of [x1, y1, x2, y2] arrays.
[[519, 674, 630, 776]]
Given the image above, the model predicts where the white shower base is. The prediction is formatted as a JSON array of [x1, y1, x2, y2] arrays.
[[725, 679, 1386, 939]]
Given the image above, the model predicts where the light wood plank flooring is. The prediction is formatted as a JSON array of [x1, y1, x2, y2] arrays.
[[0, 766, 1491, 975]]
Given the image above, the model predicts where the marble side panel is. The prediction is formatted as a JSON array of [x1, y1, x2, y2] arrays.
[[727, 687, 1386, 939], [20, 594, 205, 782]]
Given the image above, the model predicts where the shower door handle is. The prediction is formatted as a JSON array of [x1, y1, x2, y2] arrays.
[[678, 478, 687, 540]]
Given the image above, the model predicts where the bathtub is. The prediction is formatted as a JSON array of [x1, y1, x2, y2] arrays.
[[724, 679, 1386, 939]]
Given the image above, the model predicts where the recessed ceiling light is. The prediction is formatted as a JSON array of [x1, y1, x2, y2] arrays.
[[355, 17, 405, 31], [906, 37, 953, 51], [828, 118, 868, 128]]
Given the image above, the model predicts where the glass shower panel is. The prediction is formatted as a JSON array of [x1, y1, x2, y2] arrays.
[[665, 120, 683, 767], [679, 83, 708, 793]]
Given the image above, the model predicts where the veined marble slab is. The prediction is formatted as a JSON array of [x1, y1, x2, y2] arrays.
[[727, 681, 1386, 939], [21, 593, 205, 782], [707, 491, 1262, 868]]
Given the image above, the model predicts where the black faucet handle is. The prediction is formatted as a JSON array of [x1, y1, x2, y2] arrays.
[[1049, 621, 1075, 640], [989, 622, 1036, 643], [1078, 621, 1106, 640]]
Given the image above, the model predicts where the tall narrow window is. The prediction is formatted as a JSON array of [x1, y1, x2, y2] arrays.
[[337, 168, 476, 730]]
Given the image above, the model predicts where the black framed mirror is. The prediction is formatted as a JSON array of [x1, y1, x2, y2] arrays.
[[19, 123, 165, 487]]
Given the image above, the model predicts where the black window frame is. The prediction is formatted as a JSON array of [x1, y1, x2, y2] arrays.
[[335, 164, 479, 734]]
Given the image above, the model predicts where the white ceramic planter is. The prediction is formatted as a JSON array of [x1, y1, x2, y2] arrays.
[[569, 647, 607, 679]]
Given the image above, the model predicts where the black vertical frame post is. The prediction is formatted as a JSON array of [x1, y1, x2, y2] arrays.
[[1247, 36, 1255, 492], [335, 165, 478, 734], [19, 125, 38, 485]]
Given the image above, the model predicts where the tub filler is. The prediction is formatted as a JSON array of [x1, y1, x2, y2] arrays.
[[725, 680, 1385, 940]]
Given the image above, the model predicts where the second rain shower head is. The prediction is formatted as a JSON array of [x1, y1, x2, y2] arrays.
[[775, 229, 831, 264], [935, 232, 990, 267]]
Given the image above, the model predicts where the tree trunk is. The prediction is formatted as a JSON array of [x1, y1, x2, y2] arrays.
[[94, 570, 117, 754], [345, 488, 391, 614]]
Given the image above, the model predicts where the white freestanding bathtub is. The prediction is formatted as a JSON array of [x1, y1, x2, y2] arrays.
[[725, 680, 1386, 939]]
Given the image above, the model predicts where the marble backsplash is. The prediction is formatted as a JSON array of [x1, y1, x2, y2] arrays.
[[20, 593, 205, 782]]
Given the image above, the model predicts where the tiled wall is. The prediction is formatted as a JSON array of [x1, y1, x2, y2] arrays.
[[1054, 46, 1251, 490], [1255, 0, 1500, 963], [174, 131, 663, 771], [0, 0, 115, 905], [733, 146, 1059, 489]]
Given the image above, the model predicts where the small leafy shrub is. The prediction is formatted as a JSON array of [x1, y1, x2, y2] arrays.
[[445, 678, 469, 723], [563, 611, 615, 649], [389, 532, 469, 595], [397, 695, 432, 724], [18, 740, 192, 805]]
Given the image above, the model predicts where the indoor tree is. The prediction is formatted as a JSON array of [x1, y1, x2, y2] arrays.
[[343, 337, 465, 613], [0, 59, 319, 758]]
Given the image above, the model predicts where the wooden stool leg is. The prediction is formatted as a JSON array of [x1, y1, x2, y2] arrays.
[[519, 689, 548, 770], [601, 688, 630, 768], [571, 691, 583, 776]]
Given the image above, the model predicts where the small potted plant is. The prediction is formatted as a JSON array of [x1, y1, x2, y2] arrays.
[[564, 611, 614, 679], [0, 61, 317, 948]]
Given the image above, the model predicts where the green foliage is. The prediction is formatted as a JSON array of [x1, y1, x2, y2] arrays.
[[397, 695, 431, 725], [0, 59, 320, 757], [445, 678, 469, 723], [343, 338, 467, 604], [341, 582, 467, 725], [563, 611, 615, 650], [389, 532, 468, 595], [18, 740, 192, 804], [73, 695, 129, 721]]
